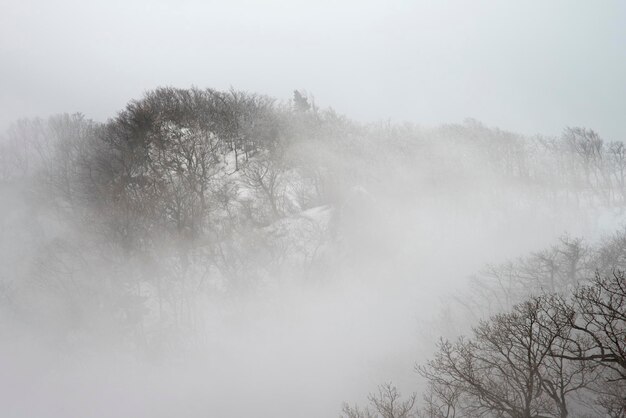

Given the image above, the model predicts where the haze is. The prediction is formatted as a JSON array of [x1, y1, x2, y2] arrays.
[[1, 2, 625, 418], [2, 0, 626, 139]]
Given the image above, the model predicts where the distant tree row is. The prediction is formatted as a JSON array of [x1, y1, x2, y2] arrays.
[[457, 230, 626, 321], [420, 121, 626, 206]]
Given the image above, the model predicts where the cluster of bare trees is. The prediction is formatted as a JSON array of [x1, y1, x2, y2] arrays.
[[452, 228, 626, 328], [0, 87, 339, 348], [418, 272, 625, 418], [344, 273, 624, 418], [422, 232, 626, 417], [560, 127, 626, 205], [458, 235, 593, 320], [342, 383, 417, 418], [433, 121, 626, 207], [2, 86, 626, 355], [343, 229, 626, 418]]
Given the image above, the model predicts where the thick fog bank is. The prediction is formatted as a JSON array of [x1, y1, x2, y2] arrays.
[[1, 89, 625, 417]]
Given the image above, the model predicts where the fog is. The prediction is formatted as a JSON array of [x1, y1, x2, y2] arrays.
[[2, 1, 626, 139], [1, 3, 625, 418]]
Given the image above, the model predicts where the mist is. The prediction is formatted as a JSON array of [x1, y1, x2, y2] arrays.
[[2, 3, 626, 418], [2, 1, 626, 138]]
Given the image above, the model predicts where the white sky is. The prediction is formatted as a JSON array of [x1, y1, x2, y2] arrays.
[[1, 0, 625, 139]]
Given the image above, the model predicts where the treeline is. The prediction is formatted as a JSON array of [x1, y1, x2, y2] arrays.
[[458, 231, 626, 321], [0, 87, 351, 349], [1, 86, 626, 352], [343, 234, 626, 418], [419, 273, 625, 418]]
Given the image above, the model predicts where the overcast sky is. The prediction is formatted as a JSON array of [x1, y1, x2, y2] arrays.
[[1, 0, 625, 139]]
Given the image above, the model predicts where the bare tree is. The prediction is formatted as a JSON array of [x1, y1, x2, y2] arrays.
[[607, 141, 626, 203], [419, 297, 593, 418], [563, 127, 610, 202], [342, 383, 417, 418], [240, 157, 285, 221], [457, 236, 592, 321], [551, 271, 626, 379], [417, 377, 460, 418]]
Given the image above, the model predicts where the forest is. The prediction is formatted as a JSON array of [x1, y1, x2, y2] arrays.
[[0, 87, 624, 417]]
